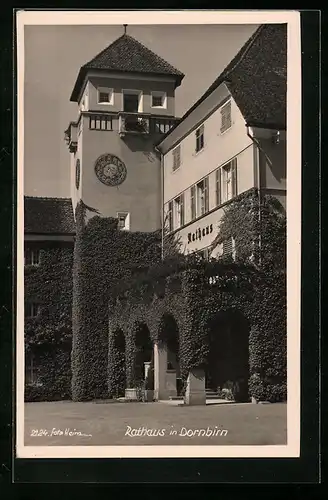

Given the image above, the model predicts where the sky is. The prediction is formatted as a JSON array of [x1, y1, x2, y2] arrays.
[[23, 23, 258, 198]]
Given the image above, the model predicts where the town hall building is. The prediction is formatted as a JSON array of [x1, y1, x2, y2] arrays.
[[25, 24, 287, 404]]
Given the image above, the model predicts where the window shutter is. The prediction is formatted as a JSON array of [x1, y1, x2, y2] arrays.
[[173, 145, 181, 171], [216, 169, 221, 206], [180, 193, 185, 225], [220, 100, 232, 133], [168, 201, 173, 231], [231, 158, 238, 197], [204, 176, 209, 212], [190, 185, 196, 220], [223, 237, 233, 256]]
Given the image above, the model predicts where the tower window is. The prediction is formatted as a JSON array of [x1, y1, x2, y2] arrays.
[[117, 212, 130, 231], [123, 89, 143, 113], [89, 115, 113, 130], [151, 91, 167, 109], [98, 87, 114, 105]]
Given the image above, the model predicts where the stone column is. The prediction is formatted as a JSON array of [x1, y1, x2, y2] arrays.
[[154, 342, 168, 400], [184, 368, 206, 405], [166, 370, 177, 398], [144, 361, 151, 379]]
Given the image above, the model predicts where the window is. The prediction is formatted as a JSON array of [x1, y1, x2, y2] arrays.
[[195, 125, 204, 153], [220, 99, 232, 133], [151, 91, 167, 108], [197, 248, 210, 260], [196, 177, 209, 217], [222, 237, 236, 260], [167, 201, 173, 232], [174, 194, 184, 228], [172, 145, 181, 171], [190, 185, 196, 221], [216, 158, 237, 205], [123, 90, 143, 113], [25, 352, 35, 385], [117, 212, 130, 231], [89, 115, 112, 130], [98, 88, 114, 105], [24, 248, 40, 266], [25, 303, 40, 318]]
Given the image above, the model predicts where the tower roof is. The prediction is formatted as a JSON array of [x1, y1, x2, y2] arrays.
[[70, 33, 185, 102]]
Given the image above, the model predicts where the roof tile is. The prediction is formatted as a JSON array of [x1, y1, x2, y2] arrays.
[[24, 197, 75, 234], [71, 34, 184, 101]]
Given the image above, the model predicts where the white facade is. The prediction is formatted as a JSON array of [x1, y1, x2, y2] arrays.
[[159, 82, 286, 258]]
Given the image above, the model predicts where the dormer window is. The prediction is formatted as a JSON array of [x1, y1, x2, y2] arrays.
[[98, 87, 114, 105], [151, 91, 167, 109]]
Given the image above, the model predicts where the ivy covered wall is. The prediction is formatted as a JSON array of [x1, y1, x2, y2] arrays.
[[24, 244, 73, 401], [71, 201, 164, 401], [25, 189, 286, 405], [107, 189, 287, 403]]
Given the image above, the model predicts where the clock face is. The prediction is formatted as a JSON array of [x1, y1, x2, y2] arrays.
[[75, 159, 80, 189], [94, 154, 127, 186]]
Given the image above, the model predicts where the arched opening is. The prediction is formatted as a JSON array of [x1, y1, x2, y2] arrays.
[[206, 309, 249, 402], [111, 328, 126, 397], [158, 313, 181, 396], [134, 322, 153, 384]]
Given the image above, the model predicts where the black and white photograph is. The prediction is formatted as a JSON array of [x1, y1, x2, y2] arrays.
[[16, 10, 301, 459]]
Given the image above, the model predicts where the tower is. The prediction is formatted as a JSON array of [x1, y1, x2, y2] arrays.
[[65, 28, 184, 232]]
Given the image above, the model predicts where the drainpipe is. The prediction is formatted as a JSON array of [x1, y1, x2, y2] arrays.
[[154, 144, 164, 261], [246, 125, 262, 267]]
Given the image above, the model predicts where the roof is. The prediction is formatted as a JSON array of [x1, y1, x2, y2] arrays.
[[24, 197, 75, 235], [70, 34, 185, 102], [157, 23, 287, 147]]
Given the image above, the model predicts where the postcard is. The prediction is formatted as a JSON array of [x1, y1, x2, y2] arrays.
[[16, 9, 301, 459]]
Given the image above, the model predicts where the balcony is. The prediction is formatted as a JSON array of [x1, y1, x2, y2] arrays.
[[118, 112, 150, 137], [64, 121, 78, 153]]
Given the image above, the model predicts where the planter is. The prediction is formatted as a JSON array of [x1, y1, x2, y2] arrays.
[[143, 390, 154, 402]]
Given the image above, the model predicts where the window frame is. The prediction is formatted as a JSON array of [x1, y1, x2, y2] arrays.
[[25, 302, 40, 318], [167, 201, 173, 232], [172, 145, 181, 171], [195, 176, 209, 217], [216, 157, 238, 205], [174, 193, 184, 229], [220, 99, 232, 134], [117, 212, 130, 231], [97, 87, 114, 106], [151, 91, 167, 109], [195, 124, 205, 153], [122, 89, 143, 113], [24, 248, 40, 266]]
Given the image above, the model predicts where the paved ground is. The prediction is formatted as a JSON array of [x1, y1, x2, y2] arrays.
[[24, 400, 287, 446]]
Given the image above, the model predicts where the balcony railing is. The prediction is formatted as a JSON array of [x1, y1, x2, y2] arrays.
[[119, 112, 150, 137]]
